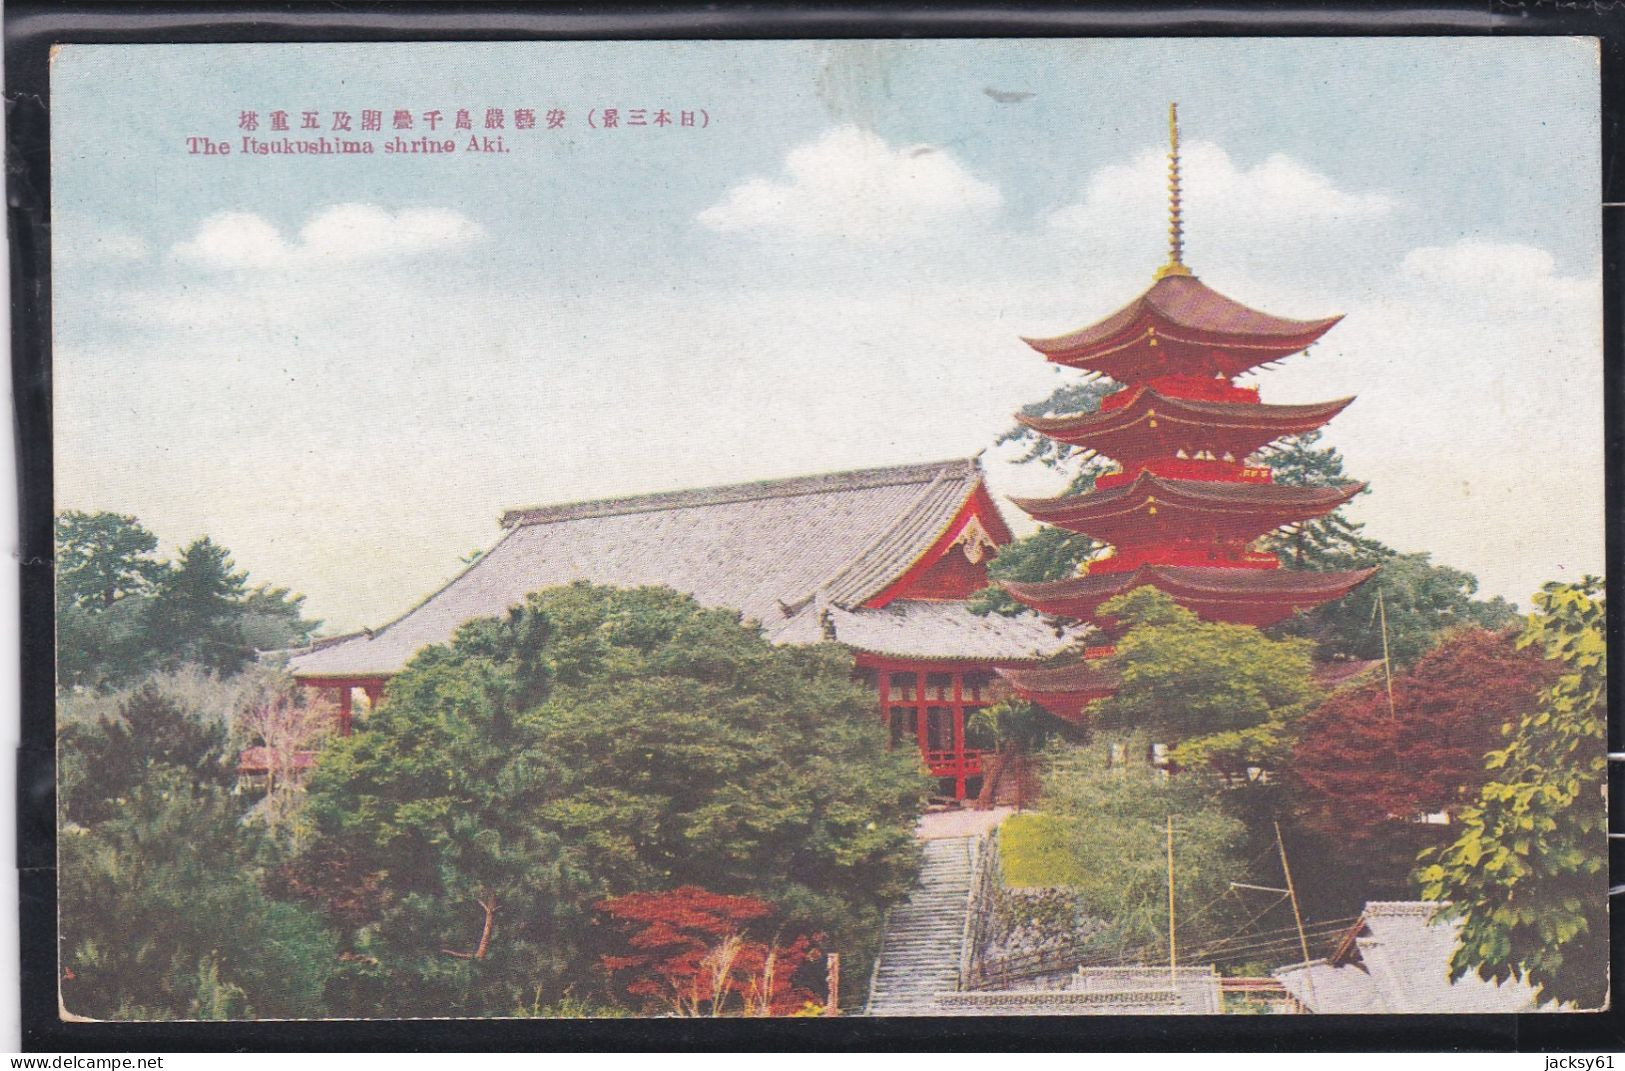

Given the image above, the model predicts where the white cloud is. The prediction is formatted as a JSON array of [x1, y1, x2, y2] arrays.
[[1397, 239, 1593, 314], [173, 211, 289, 269], [173, 203, 485, 270], [697, 125, 1002, 242], [1048, 141, 1394, 269]]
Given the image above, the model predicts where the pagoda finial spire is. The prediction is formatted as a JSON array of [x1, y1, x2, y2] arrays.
[[1155, 102, 1193, 280]]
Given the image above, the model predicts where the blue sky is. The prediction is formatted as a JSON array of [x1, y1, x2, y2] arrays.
[[51, 39, 1602, 631]]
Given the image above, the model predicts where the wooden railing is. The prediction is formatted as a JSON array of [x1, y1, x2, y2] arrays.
[[1097, 457, 1275, 490], [924, 748, 986, 778], [1219, 976, 1304, 1014]]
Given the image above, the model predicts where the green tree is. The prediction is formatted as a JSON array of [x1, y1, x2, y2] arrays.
[[970, 379, 1114, 616], [995, 376, 1120, 472], [144, 537, 319, 677], [969, 526, 1102, 617], [146, 537, 248, 672], [59, 773, 338, 1020], [55, 511, 166, 610], [1033, 735, 1250, 957], [55, 511, 169, 688], [59, 681, 234, 828], [1085, 589, 1319, 776], [1418, 579, 1607, 1008], [1274, 552, 1517, 665], [55, 594, 155, 690], [1259, 431, 1389, 568], [300, 583, 926, 1016], [57, 672, 337, 1019]]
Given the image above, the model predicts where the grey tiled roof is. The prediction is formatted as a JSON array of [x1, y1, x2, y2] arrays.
[[289, 457, 1075, 678], [774, 599, 1074, 663], [1275, 901, 1544, 1013]]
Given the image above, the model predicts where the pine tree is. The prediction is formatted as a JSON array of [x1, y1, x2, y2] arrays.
[[1258, 431, 1390, 569], [146, 537, 251, 675]]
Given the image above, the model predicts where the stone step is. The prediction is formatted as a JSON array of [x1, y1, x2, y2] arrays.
[[866, 834, 984, 1016]]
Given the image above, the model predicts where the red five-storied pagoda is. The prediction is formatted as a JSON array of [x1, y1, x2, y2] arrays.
[[998, 105, 1377, 720]]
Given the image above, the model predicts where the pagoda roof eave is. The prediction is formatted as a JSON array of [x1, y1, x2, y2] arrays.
[[1014, 391, 1356, 440], [1001, 564, 1378, 625], [996, 660, 1121, 722], [1021, 274, 1342, 377], [1010, 473, 1366, 534]]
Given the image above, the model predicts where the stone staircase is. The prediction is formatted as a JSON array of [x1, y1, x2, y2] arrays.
[[865, 835, 977, 1015]]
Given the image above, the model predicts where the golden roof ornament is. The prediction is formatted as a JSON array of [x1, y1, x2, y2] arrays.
[[1153, 102, 1193, 280]]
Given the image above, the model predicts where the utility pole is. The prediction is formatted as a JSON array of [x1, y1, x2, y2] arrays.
[[1377, 589, 1397, 720], [1274, 821, 1318, 1010], [1166, 814, 1177, 993]]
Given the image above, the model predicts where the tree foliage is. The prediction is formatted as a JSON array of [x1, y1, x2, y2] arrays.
[[1259, 431, 1388, 569], [994, 376, 1120, 473], [59, 681, 234, 828], [1085, 589, 1318, 776], [1293, 627, 1559, 843], [55, 516, 322, 688], [970, 378, 1113, 616], [969, 526, 1101, 617], [1418, 580, 1608, 1008], [57, 675, 337, 1020], [298, 583, 925, 1016], [60, 775, 339, 1020], [1273, 551, 1517, 665], [596, 887, 821, 1016], [1034, 736, 1250, 957], [55, 511, 166, 610]]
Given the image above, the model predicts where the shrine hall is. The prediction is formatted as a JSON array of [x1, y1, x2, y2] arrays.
[[287, 458, 1078, 799]]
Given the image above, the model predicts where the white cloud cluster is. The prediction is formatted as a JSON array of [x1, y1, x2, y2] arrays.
[[173, 203, 485, 270], [697, 125, 1002, 242], [1397, 239, 1595, 312], [1048, 140, 1394, 267]]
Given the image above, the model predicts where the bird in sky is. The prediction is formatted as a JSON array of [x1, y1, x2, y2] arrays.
[[984, 87, 1036, 103]]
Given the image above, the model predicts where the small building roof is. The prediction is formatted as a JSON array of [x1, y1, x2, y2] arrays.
[[289, 457, 1075, 679], [1276, 901, 1545, 1014], [774, 599, 1073, 664]]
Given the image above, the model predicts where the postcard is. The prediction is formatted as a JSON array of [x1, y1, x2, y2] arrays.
[[47, 37, 1605, 1021]]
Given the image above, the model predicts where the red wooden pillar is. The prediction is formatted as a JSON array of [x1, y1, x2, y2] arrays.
[[951, 671, 967, 800], [913, 669, 928, 778], [363, 682, 383, 709], [337, 686, 353, 737]]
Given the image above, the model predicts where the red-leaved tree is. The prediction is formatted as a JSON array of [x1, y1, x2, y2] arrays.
[[1292, 627, 1560, 842], [596, 887, 822, 1016]]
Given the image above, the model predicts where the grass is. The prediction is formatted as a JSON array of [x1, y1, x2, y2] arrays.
[[1000, 813, 1088, 888]]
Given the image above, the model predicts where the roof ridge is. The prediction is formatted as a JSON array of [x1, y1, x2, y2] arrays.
[[810, 469, 960, 607], [500, 457, 978, 528]]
